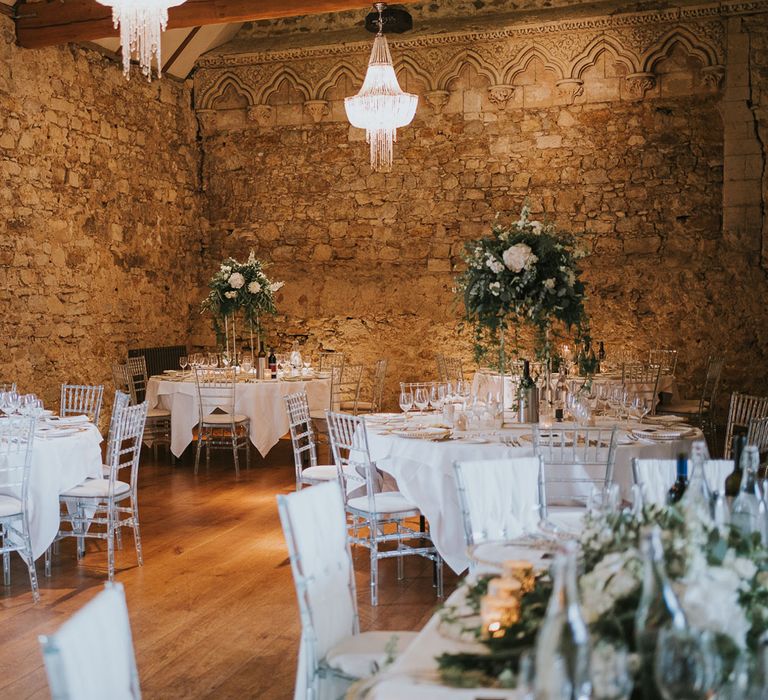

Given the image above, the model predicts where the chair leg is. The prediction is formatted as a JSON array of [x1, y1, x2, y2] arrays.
[[435, 554, 444, 599], [232, 432, 240, 477], [22, 532, 39, 603], [76, 503, 85, 560], [194, 432, 203, 475], [245, 431, 251, 470], [396, 522, 404, 581], [206, 431, 211, 471], [3, 550, 9, 587], [132, 503, 144, 567], [370, 523, 379, 607], [116, 525, 123, 551], [107, 511, 115, 582], [44, 547, 52, 578]]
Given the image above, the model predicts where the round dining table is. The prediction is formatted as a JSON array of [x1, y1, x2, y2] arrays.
[[364, 414, 702, 574], [146, 372, 332, 458], [0, 418, 103, 560]]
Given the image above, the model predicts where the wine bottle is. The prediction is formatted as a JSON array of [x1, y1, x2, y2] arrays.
[[666, 453, 688, 504], [521, 359, 534, 389], [257, 340, 267, 380], [732, 445, 762, 540], [268, 348, 277, 378], [680, 440, 712, 523], [555, 371, 568, 422], [598, 341, 606, 362], [534, 543, 591, 700], [726, 434, 747, 497], [635, 527, 688, 700]]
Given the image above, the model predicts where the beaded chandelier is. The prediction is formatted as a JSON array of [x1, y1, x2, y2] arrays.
[[96, 0, 186, 80], [344, 3, 418, 172]]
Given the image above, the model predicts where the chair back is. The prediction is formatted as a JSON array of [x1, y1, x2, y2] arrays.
[[533, 425, 618, 515], [105, 398, 148, 495], [60, 384, 104, 424], [112, 363, 130, 397], [0, 382, 17, 393], [435, 354, 447, 383], [318, 352, 345, 375], [126, 356, 149, 404], [699, 355, 724, 415], [454, 457, 543, 547], [39, 582, 141, 700], [724, 392, 768, 458], [632, 458, 734, 505], [648, 349, 678, 376], [747, 416, 768, 459], [622, 362, 662, 413], [443, 356, 464, 384], [0, 415, 35, 511], [194, 368, 237, 422], [284, 391, 319, 483], [334, 364, 364, 413], [105, 392, 131, 464], [371, 359, 388, 413], [277, 481, 359, 691], [326, 411, 378, 505]]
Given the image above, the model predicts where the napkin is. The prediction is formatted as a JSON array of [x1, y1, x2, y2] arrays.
[[49, 415, 90, 425]]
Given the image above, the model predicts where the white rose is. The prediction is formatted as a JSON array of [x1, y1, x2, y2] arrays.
[[529, 221, 543, 234], [269, 281, 285, 292], [221, 265, 232, 274], [488, 281, 501, 296], [224, 291, 237, 299], [248, 281, 262, 294], [544, 278, 556, 290], [502, 243, 535, 273], [228, 272, 245, 289]]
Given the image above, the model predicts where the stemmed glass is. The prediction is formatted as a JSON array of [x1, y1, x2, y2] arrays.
[[414, 385, 429, 416], [430, 384, 445, 413], [399, 387, 413, 426], [179, 355, 188, 375], [241, 355, 253, 375], [221, 351, 232, 368], [4, 390, 20, 415]]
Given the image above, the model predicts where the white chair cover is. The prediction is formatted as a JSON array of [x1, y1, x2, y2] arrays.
[[39, 582, 140, 700], [633, 459, 734, 506], [454, 458, 541, 545], [278, 481, 358, 700]]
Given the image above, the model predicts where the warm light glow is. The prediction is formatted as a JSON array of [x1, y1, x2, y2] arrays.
[[344, 7, 418, 172], [96, 0, 186, 80]]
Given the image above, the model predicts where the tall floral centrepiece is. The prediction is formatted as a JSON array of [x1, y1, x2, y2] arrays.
[[201, 251, 284, 352], [457, 205, 589, 364]]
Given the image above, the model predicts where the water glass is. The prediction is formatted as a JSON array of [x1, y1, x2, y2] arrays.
[[414, 386, 429, 414], [654, 627, 717, 700], [399, 388, 413, 422]]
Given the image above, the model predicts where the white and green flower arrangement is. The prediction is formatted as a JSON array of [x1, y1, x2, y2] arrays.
[[456, 204, 590, 367], [201, 251, 284, 347]]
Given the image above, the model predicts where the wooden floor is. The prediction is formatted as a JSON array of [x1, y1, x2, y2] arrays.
[[0, 441, 458, 699]]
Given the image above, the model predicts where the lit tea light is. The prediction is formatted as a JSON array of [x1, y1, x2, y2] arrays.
[[487, 576, 523, 600], [502, 560, 535, 593], [480, 594, 520, 637]]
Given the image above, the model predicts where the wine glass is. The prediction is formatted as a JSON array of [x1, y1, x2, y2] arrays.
[[303, 359, 311, 376], [399, 387, 413, 425], [208, 353, 219, 368], [414, 385, 429, 416], [5, 390, 20, 415], [654, 627, 715, 700], [179, 355, 188, 374], [241, 355, 253, 375], [221, 351, 232, 368]]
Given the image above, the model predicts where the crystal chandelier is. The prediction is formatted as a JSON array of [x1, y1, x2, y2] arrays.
[[96, 0, 186, 80], [344, 3, 418, 172]]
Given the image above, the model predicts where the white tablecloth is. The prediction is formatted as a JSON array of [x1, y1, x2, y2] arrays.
[[146, 375, 332, 458], [366, 417, 699, 574], [0, 424, 103, 560], [358, 581, 529, 700]]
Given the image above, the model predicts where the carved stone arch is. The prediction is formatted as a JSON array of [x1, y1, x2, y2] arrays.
[[435, 49, 501, 91], [314, 60, 364, 101], [395, 53, 436, 92], [256, 66, 313, 105], [501, 45, 564, 84], [197, 72, 257, 110], [641, 26, 720, 73], [569, 35, 640, 80]]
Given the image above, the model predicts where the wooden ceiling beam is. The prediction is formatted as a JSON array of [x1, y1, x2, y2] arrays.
[[15, 0, 374, 49]]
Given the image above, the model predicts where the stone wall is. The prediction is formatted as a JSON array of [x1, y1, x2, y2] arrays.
[[0, 16, 203, 420], [194, 2, 768, 408]]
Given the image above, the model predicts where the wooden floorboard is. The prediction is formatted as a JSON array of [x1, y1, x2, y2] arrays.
[[0, 441, 458, 699]]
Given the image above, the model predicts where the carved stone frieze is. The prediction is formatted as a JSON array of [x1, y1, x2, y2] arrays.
[[304, 99, 330, 123], [701, 64, 726, 90], [556, 78, 584, 104], [625, 72, 657, 100], [424, 90, 450, 114], [487, 84, 516, 108]]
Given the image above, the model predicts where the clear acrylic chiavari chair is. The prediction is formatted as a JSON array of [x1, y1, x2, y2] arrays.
[[723, 392, 768, 458], [120, 357, 172, 460], [60, 384, 104, 424], [443, 356, 464, 385], [284, 390, 337, 490], [193, 367, 250, 476], [50, 393, 148, 581], [747, 415, 768, 460], [648, 348, 678, 376], [533, 425, 618, 532], [318, 351, 345, 375], [621, 362, 662, 415], [277, 481, 417, 699], [325, 410, 443, 607], [337, 364, 364, 415], [0, 415, 39, 601], [435, 354, 447, 383]]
